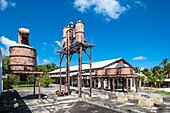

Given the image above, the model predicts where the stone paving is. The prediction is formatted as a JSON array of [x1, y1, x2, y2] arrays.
[[0, 84, 170, 113], [81, 88, 170, 113]]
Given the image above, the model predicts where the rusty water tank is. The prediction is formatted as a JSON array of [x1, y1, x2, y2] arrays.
[[62, 26, 75, 48], [63, 27, 70, 38], [9, 28, 36, 71], [75, 20, 85, 44]]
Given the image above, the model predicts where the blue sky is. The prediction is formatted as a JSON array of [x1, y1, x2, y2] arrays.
[[0, 0, 170, 69]]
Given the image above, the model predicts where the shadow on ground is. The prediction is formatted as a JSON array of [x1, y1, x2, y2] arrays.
[[22, 93, 47, 100], [0, 90, 31, 113]]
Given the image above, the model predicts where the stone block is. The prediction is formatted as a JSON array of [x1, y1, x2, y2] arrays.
[[116, 96, 128, 103], [151, 95, 164, 105], [100, 94, 109, 99], [138, 98, 154, 107], [116, 92, 124, 96], [71, 91, 77, 95], [47, 99, 54, 103], [133, 93, 141, 100], [42, 99, 49, 104]]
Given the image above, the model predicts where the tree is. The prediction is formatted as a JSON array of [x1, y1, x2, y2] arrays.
[[2, 55, 9, 75], [160, 58, 170, 78], [142, 69, 153, 87], [152, 66, 165, 87], [135, 67, 141, 74], [160, 58, 168, 67], [142, 68, 149, 74], [9, 74, 20, 86], [27, 75, 34, 84], [40, 76, 54, 87], [36, 63, 59, 74], [37, 65, 48, 74], [165, 62, 170, 78]]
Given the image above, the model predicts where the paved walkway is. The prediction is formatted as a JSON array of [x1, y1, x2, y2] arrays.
[[0, 84, 119, 113], [0, 84, 170, 113]]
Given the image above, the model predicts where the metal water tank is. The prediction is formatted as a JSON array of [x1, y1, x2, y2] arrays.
[[75, 20, 85, 44], [62, 27, 75, 48]]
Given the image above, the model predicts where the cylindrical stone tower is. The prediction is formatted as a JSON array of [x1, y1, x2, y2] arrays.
[[9, 28, 37, 72]]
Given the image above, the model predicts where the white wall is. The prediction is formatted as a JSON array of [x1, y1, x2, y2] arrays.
[[0, 49, 2, 95]]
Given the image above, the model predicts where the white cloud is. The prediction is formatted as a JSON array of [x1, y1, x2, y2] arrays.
[[0, 36, 17, 55], [42, 59, 50, 64], [135, 0, 146, 9], [74, 0, 126, 20], [133, 56, 147, 61], [0, 0, 8, 10], [74, 0, 92, 12], [55, 40, 62, 48], [73, 0, 146, 21], [43, 42, 47, 45], [0, 0, 16, 11], [9, 1, 16, 7], [0, 47, 8, 55]]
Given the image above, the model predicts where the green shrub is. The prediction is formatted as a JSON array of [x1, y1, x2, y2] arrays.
[[2, 78, 13, 90], [40, 76, 54, 87]]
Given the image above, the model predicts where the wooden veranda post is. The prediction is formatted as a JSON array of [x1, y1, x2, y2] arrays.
[[126, 78, 129, 93], [90, 45, 92, 97], [136, 77, 138, 92], [112, 78, 115, 92]]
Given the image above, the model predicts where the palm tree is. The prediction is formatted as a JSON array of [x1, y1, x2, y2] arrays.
[[152, 66, 165, 87], [37, 65, 48, 74], [135, 67, 141, 74], [160, 58, 170, 78], [138, 74, 146, 90], [51, 63, 58, 71], [151, 66, 161, 87], [141, 68, 149, 74], [36, 63, 59, 74], [166, 63, 170, 78], [160, 58, 168, 67], [142, 69, 153, 87]]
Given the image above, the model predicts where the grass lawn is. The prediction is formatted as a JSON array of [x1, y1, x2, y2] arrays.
[[153, 91, 170, 96], [12, 84, 39, 89]]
